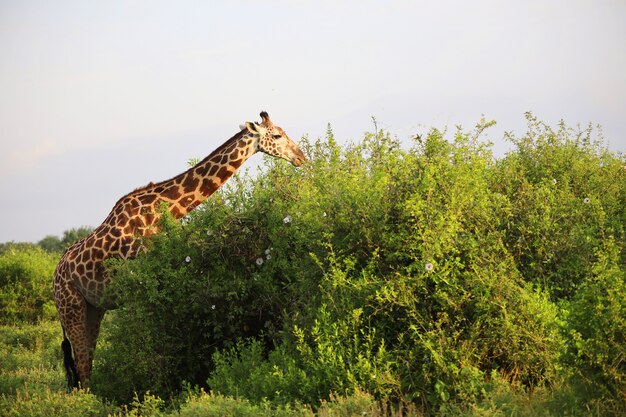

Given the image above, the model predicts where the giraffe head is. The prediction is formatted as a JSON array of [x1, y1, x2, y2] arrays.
[[243, 112, 307, 167]]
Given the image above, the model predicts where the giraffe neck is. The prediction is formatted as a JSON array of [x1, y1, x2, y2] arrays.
[[91, 129, 258, 257], [153, 129, 257, 219]]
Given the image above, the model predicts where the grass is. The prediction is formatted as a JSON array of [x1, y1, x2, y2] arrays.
[[0, 320, 617, 416]]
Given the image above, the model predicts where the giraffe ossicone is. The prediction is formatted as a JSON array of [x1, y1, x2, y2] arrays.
[[53, 112, 306, 388]]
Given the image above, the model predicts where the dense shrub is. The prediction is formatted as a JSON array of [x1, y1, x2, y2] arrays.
[[496, 115, 625, 298], [0, 387, 118, 417], [563, 238, 626, 413], [0, 322, 63, 393], [0, 247, 59, 324], [90, 116, 624, 414]]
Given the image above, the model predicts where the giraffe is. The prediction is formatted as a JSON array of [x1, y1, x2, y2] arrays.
[[53, 111, 306, 388]]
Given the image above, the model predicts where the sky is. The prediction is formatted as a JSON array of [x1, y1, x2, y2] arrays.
[[1, 0, 625, 243]]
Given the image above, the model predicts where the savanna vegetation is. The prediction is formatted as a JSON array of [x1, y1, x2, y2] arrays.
[[1, 114, 624, 416]]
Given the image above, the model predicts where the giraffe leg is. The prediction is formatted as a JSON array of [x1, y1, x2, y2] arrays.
[[85, 304, 106, 372], [57, 291, 93, 388]]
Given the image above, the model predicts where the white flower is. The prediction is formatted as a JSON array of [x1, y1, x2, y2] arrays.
[[552, 178, 557, 185], [206, 230, 212, 236], [211, 305, 216, 310], [265, 248, 272, 255], [323, 211, 327, 217], [256, 257, 264, 266], [283, 215, 292, 224], [266, 254, 272, 260], [425, 262, 434, 271], [583, 197, 590, 204], [185, 256, 191, 263]]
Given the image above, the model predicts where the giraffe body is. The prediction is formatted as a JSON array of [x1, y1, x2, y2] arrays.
[[54, 112, 306, 387]]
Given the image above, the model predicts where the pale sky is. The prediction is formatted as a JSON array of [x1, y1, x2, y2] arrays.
[[1, 0, 625, 243]]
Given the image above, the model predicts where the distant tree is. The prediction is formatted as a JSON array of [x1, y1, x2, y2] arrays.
[[61, 226, 93, 247], [37, 235, 64, 253], [36, 227, 94, 253]]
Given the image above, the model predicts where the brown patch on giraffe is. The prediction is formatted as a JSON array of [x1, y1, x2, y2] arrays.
[[188, 200, 200, 211], [181, 195, 194, 208], [123, 219, 138, 236], [216, 166, 231, 181], [144, 212, 156, 226], [171, 205, 183, 218], [200, 178, 218, 197], [91, 248, 105, 261], [162, 186, 181, 200], [182, 174, 200, 194], [195, 165, 209, 177], [120, 237, 134, 254], [133, 216, 146, 228], [224, 142, 237, 154], [110, 239, 121, 253], [116, 214, 129, 228], [125, 201, 140, 216], [138, 194, 157, 205], [230, 158, 243, 169]]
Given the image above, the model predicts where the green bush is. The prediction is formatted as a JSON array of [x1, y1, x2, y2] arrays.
[[277, 125, 562, 408], [0, 321, 120, 416], [0, 247, 59, 324], [564, 237, 626, 414], [496, 114, 625, 298], [0, 321, 65, 395], [91, 116, 624, 414], [0, 387, 118, 417], [173, 391, 306, 417], [208, 339, 316, 405]]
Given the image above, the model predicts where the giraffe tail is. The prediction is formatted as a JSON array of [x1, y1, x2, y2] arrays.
[[61, 328, 79, 389]]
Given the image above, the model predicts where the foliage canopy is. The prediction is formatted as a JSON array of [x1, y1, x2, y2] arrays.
[[85, 115, 625, 414]]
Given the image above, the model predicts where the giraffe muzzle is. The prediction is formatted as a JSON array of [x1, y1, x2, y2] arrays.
[[291, 148, 307, 167]]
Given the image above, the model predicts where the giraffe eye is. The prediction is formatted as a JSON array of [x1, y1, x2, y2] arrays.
[[272, 134, 282, 139]]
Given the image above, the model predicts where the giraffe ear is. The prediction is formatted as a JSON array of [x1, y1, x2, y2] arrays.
[[245, 121, 260, 134], [260, 111, 273, 126]]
